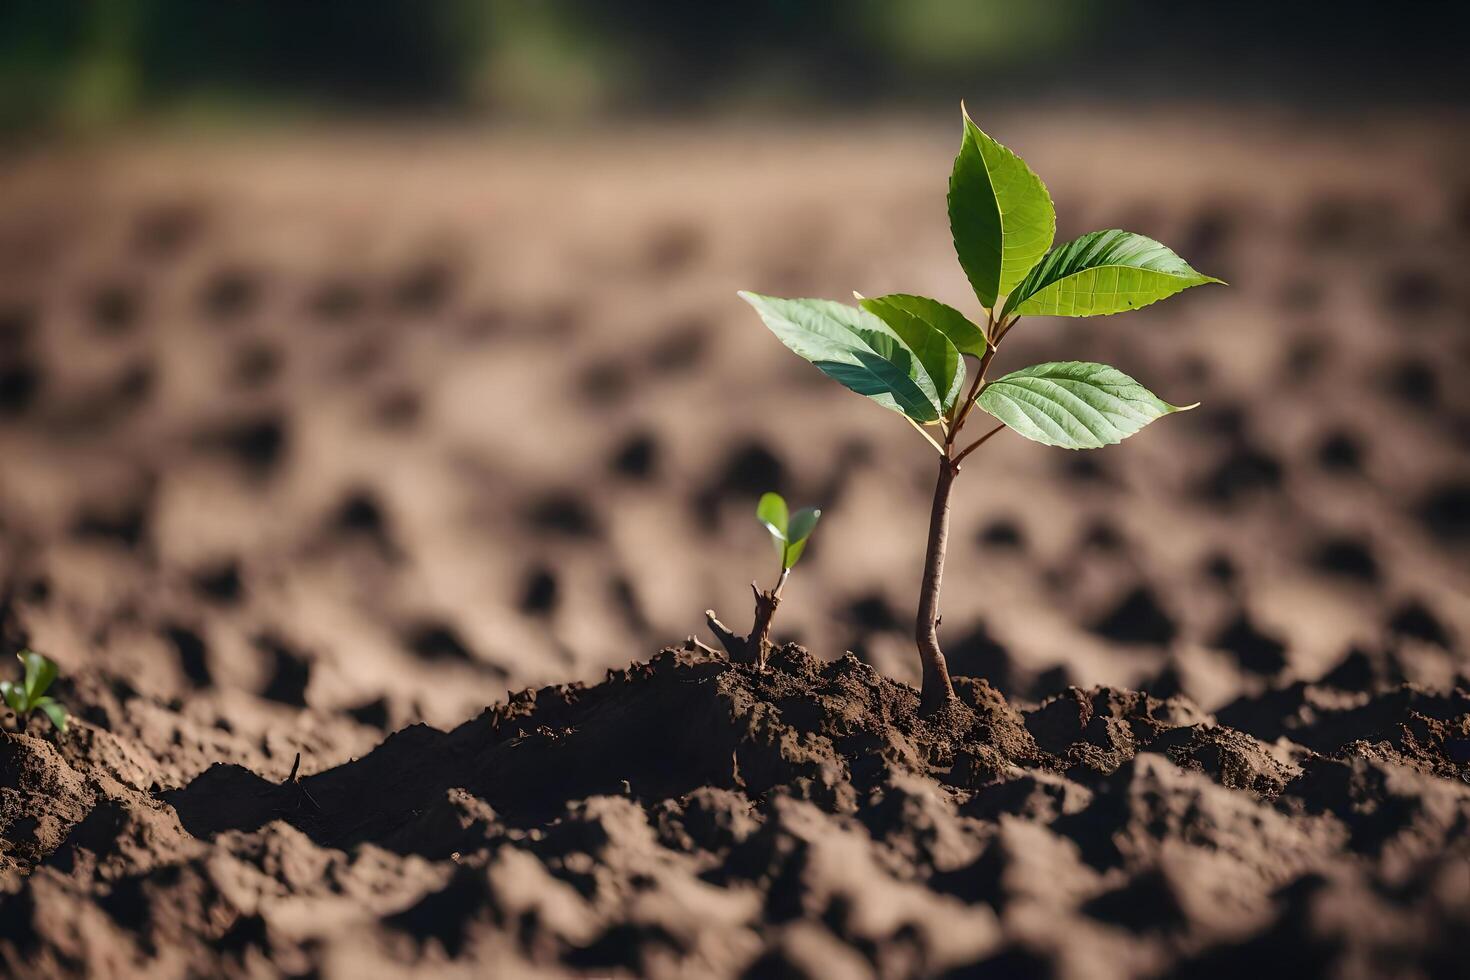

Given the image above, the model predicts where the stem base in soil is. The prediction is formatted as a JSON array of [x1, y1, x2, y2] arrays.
[[916, 455, 958, 713]]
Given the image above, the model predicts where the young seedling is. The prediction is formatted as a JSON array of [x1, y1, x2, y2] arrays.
[[707, 492, 821, 669], [739, 105, 1222, 714], [1, 651, 69, 735]]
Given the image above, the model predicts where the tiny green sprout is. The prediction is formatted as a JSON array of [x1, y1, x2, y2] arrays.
[[739, 103, 1224, 714], [2, 651, 68, 735], [757, 491, 822, 572], [707, 492, 822, 670]]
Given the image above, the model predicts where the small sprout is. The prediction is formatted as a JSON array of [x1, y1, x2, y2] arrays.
[[707, 492, 822, 670], [2, 651, 68, 735], [757, 491, 822, 571], [739, 104, 1223, 713]]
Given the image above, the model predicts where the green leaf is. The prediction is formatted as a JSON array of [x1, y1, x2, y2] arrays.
[[977, 361, 1195, 450], [948, 108, 1055, 310], [36, 698, 67, 734], [0, 680, 21, 713], [756, 492, 789, 537], [859, 294, 987, 359], [859, 301, 964, 412], [757, 492, 789, 557], [738, 292, 941, 422], [1001, 229, 1223, 320], [857, 294, 974, 413], [20, 652, 56, 702], [783, 506, 821, 569], [787, 507, 820, 546]]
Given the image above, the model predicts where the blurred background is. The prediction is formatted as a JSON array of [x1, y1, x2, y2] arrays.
[[2, 0, 1469, 129], [1, 1, 1466, 748]]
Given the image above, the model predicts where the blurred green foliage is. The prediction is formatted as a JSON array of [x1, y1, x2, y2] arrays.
[[0, 0, 491, 129], [1, 0, 1463, 132]]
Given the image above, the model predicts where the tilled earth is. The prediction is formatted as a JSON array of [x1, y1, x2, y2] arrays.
[[0, 111, 1468, 977]]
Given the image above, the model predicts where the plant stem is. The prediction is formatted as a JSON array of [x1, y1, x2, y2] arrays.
[[954, 422, 1006, 465], [951, 334, 997, 436], [748, 565, 789, 669], [915, 454, 959, 713], [911, 309, 1016, 713], [773, 565, 790, 599]]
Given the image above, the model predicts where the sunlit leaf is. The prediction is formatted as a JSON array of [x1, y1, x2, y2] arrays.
[[948, 108, 1055, 309], [787, 507, 821, 545], [739, 292, 942, 422], [871, 308, 963, 412], [757, 491, 789, 557], [860, 293, 987, 359], [0, 680, 20, 713], [1001, 229, 1222, 320], [783, 507, 822, 568], [858, 294, 973, 411], [20, 651, 56, 702], [37, 698, 67, 734], [978, 361, 1195, 450]]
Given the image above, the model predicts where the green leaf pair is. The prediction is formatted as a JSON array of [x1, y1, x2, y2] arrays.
[[1, 651, 68, 733], [948, 107, 1221, 321], [738, 292, 977, 424], [757, 492, 821, 570], [739, 105, 1223, 452]]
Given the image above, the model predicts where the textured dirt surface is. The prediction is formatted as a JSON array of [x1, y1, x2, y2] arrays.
[[1, 111, 1469, 977]]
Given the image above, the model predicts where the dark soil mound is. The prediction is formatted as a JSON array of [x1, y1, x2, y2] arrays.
[[4, 644, 1467, 977]]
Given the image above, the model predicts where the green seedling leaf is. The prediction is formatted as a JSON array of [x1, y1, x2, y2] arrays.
[[5, 652, 68, 735], [1001, 229, 1223, 320], [949, 107, 1056, 310], [783, 506, 822, 568], [978, 361, 1196, 450], [36, 697, 67, 734], [860, 294, 987, 359], [757, 491, 790, 556], [859, 300, 965, 412], [858, 294, 976, 412], [755, 493, 822, 569], [20, 651, 56, 702], [839, 342, 941, 422], [738, 292, 942, 422]]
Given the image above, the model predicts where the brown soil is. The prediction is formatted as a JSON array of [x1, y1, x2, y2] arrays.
[[1, 111, 1469, 977], [4, 644, 1469, 977]]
